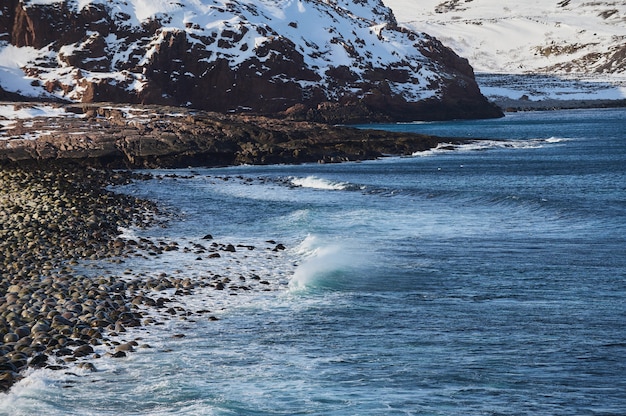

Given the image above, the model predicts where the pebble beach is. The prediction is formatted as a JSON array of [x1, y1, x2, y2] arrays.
[[0, 161, 293, 395], [0, 162, 166, 392]]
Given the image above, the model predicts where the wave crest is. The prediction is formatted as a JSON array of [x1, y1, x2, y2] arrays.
[[288, 235, 352, 292], [413, 137, 572, 156], [290, 176, 348, 190]]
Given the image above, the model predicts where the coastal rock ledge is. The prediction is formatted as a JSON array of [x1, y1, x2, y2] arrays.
[[0, 0, 502, 122], [0, 103, 466, 168]]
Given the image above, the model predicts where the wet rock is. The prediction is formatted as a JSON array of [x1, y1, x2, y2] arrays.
[[273, 243, 286, 251], [28, 353, 49, 369], [0, 372, 17, 393], [77, 362, 97, 372], [0, 164, 158, 392], [73, 345, 94, 358], [114, 343, 134, 353]]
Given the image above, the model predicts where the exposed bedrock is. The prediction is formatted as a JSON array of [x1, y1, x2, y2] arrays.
[[0, 103, 469, 168]]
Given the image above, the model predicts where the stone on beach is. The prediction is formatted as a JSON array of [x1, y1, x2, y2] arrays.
[[0, 161, 287, 394], [0, 163, 157, 392]]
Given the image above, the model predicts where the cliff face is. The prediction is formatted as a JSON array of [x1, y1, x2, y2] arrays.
[[0, 0, 502, 122]]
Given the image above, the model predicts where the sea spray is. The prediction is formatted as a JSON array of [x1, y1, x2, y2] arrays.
[[289, 235, 356, 292], [412, 137, 572, 156]]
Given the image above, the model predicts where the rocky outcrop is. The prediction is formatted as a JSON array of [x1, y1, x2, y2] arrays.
[[0, 103, 468, 168], [0, 0, 502, 122]]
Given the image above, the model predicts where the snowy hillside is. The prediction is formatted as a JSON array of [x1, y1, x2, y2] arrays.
[[384, 0, 626, 104], [0, 0, 501, 121]]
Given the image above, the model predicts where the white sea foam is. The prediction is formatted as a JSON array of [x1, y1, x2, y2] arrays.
[[289, 234, 354, 292], [413, 137, 571, 156], [290, 176, 348, 190], [545, 136, 570, 143], [0, 367, 73, 415], [116, 226, 140, 240]]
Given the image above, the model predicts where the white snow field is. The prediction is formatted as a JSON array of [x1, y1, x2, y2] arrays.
[[384, 0, 626, 105]]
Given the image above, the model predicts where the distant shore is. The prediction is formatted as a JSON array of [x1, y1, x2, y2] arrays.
[[492, 97, 626, 112], [475, 72, 626, 112]]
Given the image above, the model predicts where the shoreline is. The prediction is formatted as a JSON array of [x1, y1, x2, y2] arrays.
[[0, 163, 295, 394], [0, 102, 468, 169], [1, 103, 623, 393], [3, 100, 624, 169], [0, 102, 467, 393], [0, 164, 161, 392], [491, 97, 626, 113]]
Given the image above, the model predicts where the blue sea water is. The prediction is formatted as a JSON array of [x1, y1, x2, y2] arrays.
[[2, 108, 625, 415]]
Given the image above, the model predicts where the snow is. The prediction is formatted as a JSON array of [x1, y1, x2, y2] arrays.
[[0, 104, 84, 140], [384, 0, 625, 73], [3, 0, 624, 105], [0, 45, 55, 99], [0, 104, 69, 120], [0, 102, 191, 141], [1, 0, 449, 103], [384, 0, 626, 101], [130, 0, 184, 22], [22, 0, 64, 5]]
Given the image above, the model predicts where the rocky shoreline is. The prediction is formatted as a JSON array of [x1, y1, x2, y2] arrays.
[[491, 97, 626, 112], [0, 102, 467, 168], [0, 163, 160, 391], [0, 161, 298, 394], [0, 103, 471, 393]]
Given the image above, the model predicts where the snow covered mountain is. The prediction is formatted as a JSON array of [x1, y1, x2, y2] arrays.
[[0, 0, 501, 122], [384, 0, 626, 104]]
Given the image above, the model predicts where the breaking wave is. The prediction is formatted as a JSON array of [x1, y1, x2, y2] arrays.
[[290, 176, 348, 190], [413, 137, 572, 156], [288, 235, 355, 292]]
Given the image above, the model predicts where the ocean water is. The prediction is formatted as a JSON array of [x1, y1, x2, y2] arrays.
[[2, 108, 626, 415]]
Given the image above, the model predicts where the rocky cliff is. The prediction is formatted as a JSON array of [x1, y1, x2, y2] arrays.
[[0, 0, 502, 122]]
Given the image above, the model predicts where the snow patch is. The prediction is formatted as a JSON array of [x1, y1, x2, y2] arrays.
[[0, 103, 85, 140]]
